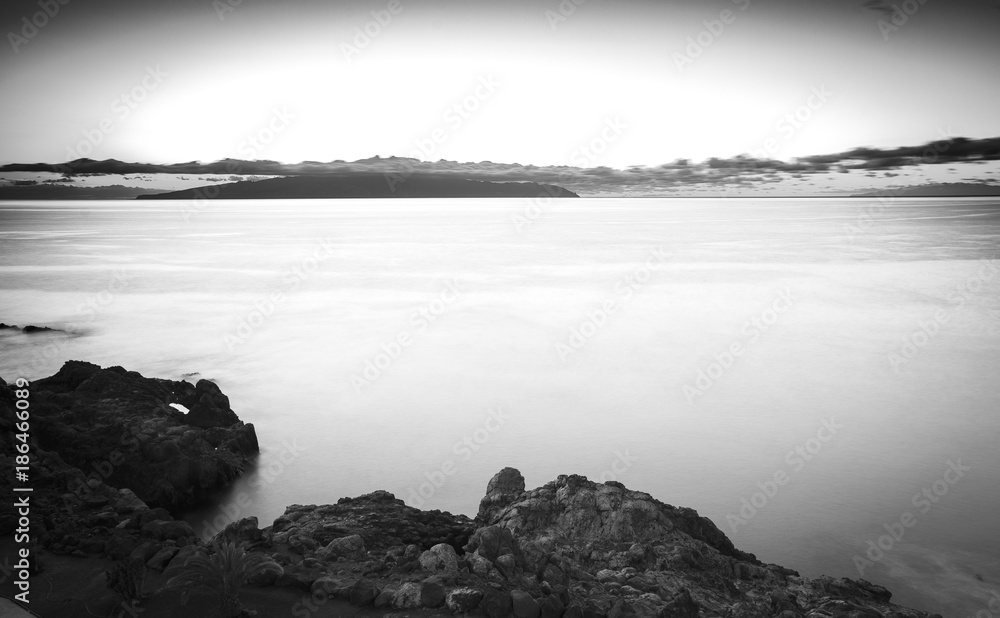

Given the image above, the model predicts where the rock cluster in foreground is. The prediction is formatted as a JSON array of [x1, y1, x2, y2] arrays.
[[0, 362, 940, 617], [0, 361, 258, 558], [213, 467, 937, 618]]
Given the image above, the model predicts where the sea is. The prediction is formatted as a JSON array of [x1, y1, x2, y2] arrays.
[[1, 197, 997, 617]]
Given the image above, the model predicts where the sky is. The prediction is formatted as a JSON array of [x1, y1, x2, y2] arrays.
[[1, 0, 999, 193]]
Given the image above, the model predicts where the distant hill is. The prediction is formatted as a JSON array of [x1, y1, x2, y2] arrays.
[[135, 173, 579, 200], [0, 183, 170, 200], [853, 182, 1000, 197]]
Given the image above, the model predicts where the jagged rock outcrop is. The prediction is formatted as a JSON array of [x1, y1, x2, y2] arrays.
[[25, 360, 258, 511], [222, 469, 938, 618], [0, 322, 64, 334], [0, 368, 246, 571], [268, 490, 475, 554]]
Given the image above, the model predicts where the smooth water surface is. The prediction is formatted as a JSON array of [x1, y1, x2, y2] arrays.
[[1, 197, 998, 616]]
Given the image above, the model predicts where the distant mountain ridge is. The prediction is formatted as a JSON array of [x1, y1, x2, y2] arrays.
[[135, 173, 580, 199]]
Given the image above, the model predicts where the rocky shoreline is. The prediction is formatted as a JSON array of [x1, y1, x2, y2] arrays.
[[0, 362, 942, 617]]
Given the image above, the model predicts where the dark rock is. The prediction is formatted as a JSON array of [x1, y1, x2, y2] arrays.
[[277, 564, 324, 590], [269, 491, 474, 554], [541, 593, 565, 618], [543, 563, 569, 588], [26, 361, 259, 512], [216, 516, 262, 546], [419, 542, 459, 574], [128, 508, 172, 529], [129, 541, 161, 563], [564, 606, 585, 618], [513, 589, 541, 618], [447, 587, 484, 613], [374, 589, 394, 608], [480, 587, 513, 618], [421, 579, 446, 608], [181, 379, 240, 429], [22, 325, 59, 334], [349, 578, 378, 605], [608, 599, 634, 618], [141, 519, 194, 541], [104, 534, 139, 560], [660, 589, 698, 618], [477, 467, 526, 524], [551, 584, 570, 606], [391, 582, 422, 609], [146, 546, 179, 571]]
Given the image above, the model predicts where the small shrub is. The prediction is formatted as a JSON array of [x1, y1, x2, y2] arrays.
[[106, 556, 147, 602]]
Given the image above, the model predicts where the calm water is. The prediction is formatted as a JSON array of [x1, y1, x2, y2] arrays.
[[1, 198, 998, 616]]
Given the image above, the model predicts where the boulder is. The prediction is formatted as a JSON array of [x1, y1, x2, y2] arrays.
[[374, 588, 395, 608], [146, 546, 179, 571], [421, 579, 446, 608], [447, 588, 484, 613], [181, 379, 240, 428], [391, 582, 422, 609], [541, 593, 565, 618], [660, 589, 698, 618], [513, 589, 541, 618], [480, 587, 513, 618], [349, 578, 378, 606], [216, 516, 263, 546], [114, 489, 148, 513], [419, 542, 459, 574], [104, 534, 140, 560], [318, 533, 366, 560], [477, 466, 526, 524], [269, 493, 474, 555], [141, 520, 195, 541]]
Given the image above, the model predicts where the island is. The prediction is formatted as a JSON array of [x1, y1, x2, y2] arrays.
[[135, 174, 580, 200]]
